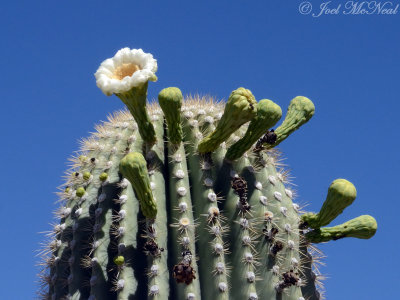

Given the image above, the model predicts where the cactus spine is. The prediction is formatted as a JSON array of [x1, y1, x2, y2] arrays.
[[38, 48, 377, 300]]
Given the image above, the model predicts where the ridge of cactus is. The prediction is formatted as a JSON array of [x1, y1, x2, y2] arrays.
[[37, 48, 377, 300]]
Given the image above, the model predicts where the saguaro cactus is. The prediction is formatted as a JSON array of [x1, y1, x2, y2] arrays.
[[38, 48, 377, 300]]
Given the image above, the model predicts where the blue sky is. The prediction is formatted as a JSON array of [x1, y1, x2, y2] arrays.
[[0, 0, 398, 299]]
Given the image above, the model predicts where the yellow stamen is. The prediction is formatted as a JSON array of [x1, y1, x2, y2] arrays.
[[113, 63, 140, 80]]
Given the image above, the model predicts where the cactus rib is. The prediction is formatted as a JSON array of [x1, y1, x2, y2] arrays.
[[182, 106, 230, 300]]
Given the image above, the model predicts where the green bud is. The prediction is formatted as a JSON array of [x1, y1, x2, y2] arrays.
[[158, 87, 183, 144], [306, 215, 377, 243], [198, 87, 257, 153], [267, 96, 314, 148], [99, 172, 108, 182], [225, 99, 282, 160], [76, 187, 85, 198], [302, 179, 357, 228], [83, 172, 91, 181], [113, 255, 125, 266], [119, 152, 157, 219]]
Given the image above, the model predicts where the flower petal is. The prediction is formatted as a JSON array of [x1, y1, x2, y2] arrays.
[[95, 48, 158, 96]]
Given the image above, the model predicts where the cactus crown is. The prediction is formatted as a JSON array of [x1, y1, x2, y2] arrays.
[[38, 48, 377, 300]]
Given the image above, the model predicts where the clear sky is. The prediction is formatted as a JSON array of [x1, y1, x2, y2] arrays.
[[0, 0, 398, 299]]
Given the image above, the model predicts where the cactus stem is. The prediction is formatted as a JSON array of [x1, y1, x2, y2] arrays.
[[117, 83, 157, 146]]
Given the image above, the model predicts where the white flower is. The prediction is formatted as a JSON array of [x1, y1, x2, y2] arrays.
[[95, 48, 158, 96]]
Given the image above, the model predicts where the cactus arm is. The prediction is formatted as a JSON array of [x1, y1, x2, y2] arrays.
[[117, 82, 157, 146], [301, 179, 357, 229], [225, 99, 282, 161], [306, 215, 377, 243], [166, 142, 201, 299], [119, 152, 157, 219], [182, 110, 229, 300], [198, 88, 257, 153], [158, 87, 183, 145], [266, 96, 314, 148]]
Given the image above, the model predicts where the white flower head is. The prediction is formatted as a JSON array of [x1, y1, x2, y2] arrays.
[[95, 48, 158, 96]]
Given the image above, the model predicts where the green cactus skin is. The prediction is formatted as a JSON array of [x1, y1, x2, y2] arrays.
[[148, 116, 170, 297], [226, 164, 259, 300], [89, 124, 134, 300], [115, 182, 140, 299], [301, 179, 357, 229], [244, 151, 303, 300], [112, 123, 143, 300], [69, 128, 128, 300], [39, 87, 377, 300], [166, 140, 201, 299]]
